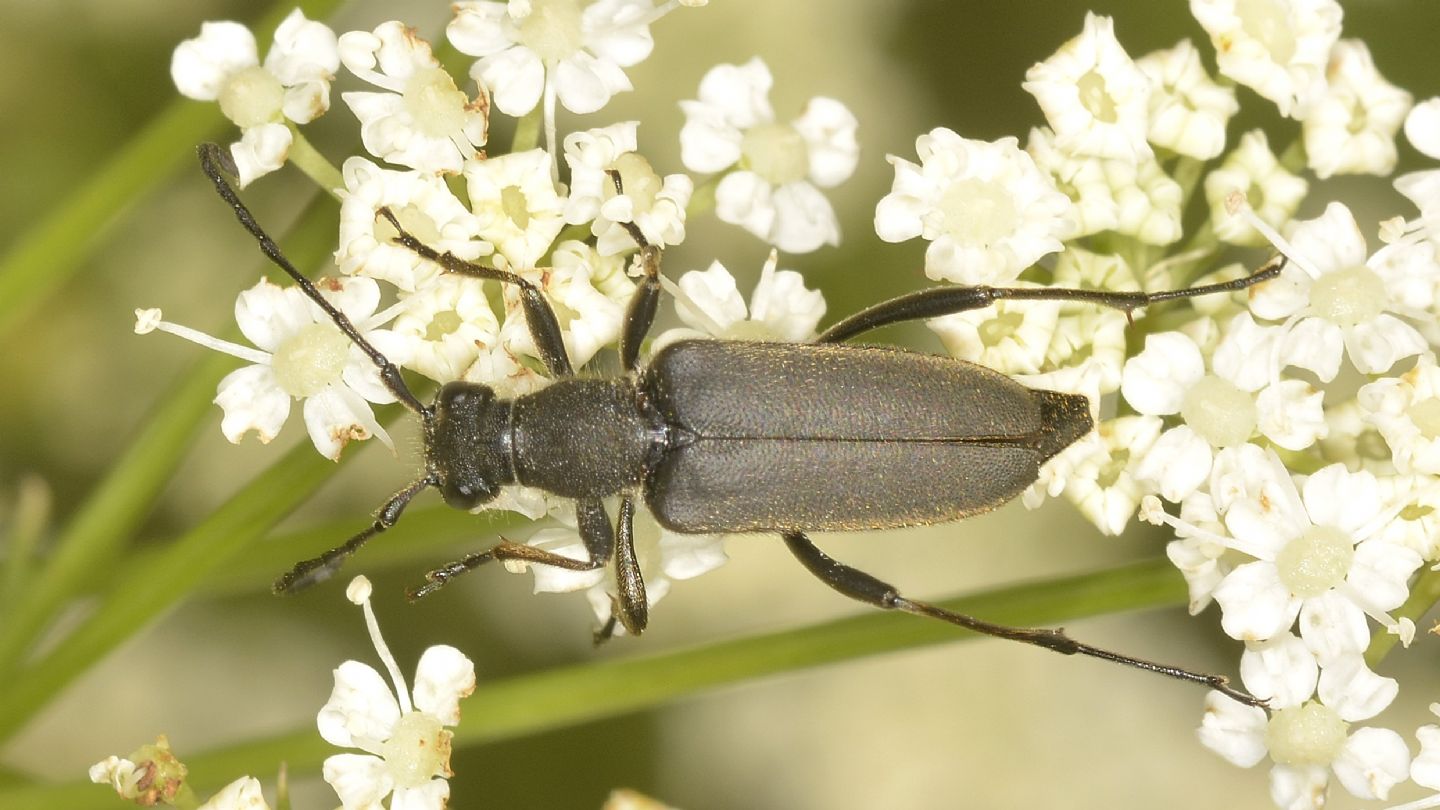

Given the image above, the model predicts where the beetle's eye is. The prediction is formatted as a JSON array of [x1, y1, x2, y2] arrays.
[[441, 477, 496, 510]]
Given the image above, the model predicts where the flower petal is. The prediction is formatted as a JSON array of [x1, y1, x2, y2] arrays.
[[411, 645, 476, 725], [322, 753, 394, 809], [317, 660, 401, 749], [215, 364, 290, 445], [1332, 727, 1410, 801]]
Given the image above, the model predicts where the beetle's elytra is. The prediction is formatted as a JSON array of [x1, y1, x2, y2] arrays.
[[198, 142, 1283, 706]]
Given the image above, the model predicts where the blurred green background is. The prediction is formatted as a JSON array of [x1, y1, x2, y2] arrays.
[[2, 1, 1439, 808]]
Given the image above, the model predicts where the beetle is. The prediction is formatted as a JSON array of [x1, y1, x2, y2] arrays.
[[197, 142, 1281, 706]]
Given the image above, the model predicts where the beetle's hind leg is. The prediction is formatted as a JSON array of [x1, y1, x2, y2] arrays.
[[780, 531, 1266, 707]]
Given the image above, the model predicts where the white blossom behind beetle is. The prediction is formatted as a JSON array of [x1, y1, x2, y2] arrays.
[[171, 10, 339, 186], [680, 58, 858, 253], [497, 240, 636, 369], [1022, 13, 1152, 163], [1302, 39, 1412, 179], [1189, 0, 1342, 119], [335, 156, 492, 292], [563, 121, 692, 254], [876, 129, 1071, 285], [339, 22, 489, 174], [1205, 129, 1309, 247], [466, 148, 568, 268], [653, 251, 826, 349], [1136, 39, 1238, 160]]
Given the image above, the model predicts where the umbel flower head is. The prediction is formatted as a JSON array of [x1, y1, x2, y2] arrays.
[[319, 577, 476, 810], [172, 9, 339, 186]]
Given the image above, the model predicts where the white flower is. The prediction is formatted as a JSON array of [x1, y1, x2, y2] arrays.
[[1205, 129, 1309, 247], [1373, 475, 1440, 561], [1413, 705, 1440, 792], [1136, 39, 1238, 160], [466, 148, 567, 268], [1249, 202, 1429, 380], [171, 10, 339, 186], [1104, 153, 1182, 245], [1199, 689, 1411, 808], [1036, 416, 1161, 535], [680, 58, 858, 253], [1406, 97, 1440, 160], [1022, 13, 1152, 163], [134, 277, 396, 460], [339, 22, 489, 174], [506, 513, 727, 636], [1206, 457, 1422, 654], [563, 121, 692, 254], [448, 0, 667, 117], [927, 293, 1061, 376], [876, 129, 1070, 285], [1122, 330, 1325, 501], [374, 274, 500, 383], [653, 251, 826, 348], [336, 156, 492, 292], [1189, 0, 1342, 119], [1359, 355, 1440, 476], [497, 240, 635, 369], [199, 777, 272, 810], [1025, 127, 1118, 239], [319, 577, 475, 810], [1303, 39, 1413, 179]]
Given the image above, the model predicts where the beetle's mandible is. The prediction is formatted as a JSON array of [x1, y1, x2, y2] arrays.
[[197, 143, 1284, 707]]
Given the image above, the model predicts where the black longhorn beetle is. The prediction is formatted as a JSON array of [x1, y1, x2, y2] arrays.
[[198, 142, 1282, 707]]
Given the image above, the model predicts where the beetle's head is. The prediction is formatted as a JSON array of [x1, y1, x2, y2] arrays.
[[425, 380, 516, 510]]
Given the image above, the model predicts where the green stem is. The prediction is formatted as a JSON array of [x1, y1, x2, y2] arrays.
[[0, 0, 346, 339], [0, 199, 335, 690], [0, 477, 50, 617], [286, 127, 343, 198], [0, 557, 1194, 807], [511, 107, 543, 153], [0, 412, 396, 743], [1365, 564, 1440, 667], [686, 173, 720, 219]]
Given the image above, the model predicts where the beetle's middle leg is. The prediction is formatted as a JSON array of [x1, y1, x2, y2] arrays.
[[780, 531, 1265, 707], [408, 498, 615, 596]]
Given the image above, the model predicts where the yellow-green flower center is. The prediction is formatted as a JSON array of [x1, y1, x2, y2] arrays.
[[381, 711, 450, 789], [1309, 265, 1386, 328], [1076, 70, 1117, 123], [740, 123, 810, 186], [404, 67, 469, 138], [1265, 702, 1348, 765], [1275, 525, 1354, 598], [425, 309, 464, 342], [500, 185, 532, 230], [939, 178, 1018, 247], [270, 322, 349, 397], [1180, 375, 1256, 448], [218, 65, 284, 129], [517, 0, 585, 63]]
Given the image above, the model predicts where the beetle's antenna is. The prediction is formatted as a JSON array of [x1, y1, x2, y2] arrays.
[[819, 253, 1288, 344], [196, 143, 430, 417], [274, 475, 436, 594]]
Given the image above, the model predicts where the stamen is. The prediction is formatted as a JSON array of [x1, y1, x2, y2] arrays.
[[348, 575, 414, 714], [1226, 191, 1320, 279], [747, 249, 780, 323], [659, 276, 726, 335], [133, 308, 270, 365]]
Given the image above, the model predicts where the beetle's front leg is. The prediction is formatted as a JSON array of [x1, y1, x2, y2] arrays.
[[780, 531, 1266, 708], [406, 498, 616, 599]]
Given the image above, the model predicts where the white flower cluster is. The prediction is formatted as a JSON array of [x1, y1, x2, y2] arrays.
[[870, 5, 1440, 808], [154, 2, 855, 704]]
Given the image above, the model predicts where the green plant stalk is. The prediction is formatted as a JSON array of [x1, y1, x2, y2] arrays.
[[0, 557, 1193, 808], [0, 414, 397, 743], [0, 200, 336, 688], [285, 127, 344, 197], [1366, 564, 1440, 666], [0, 0, 345, 338]]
